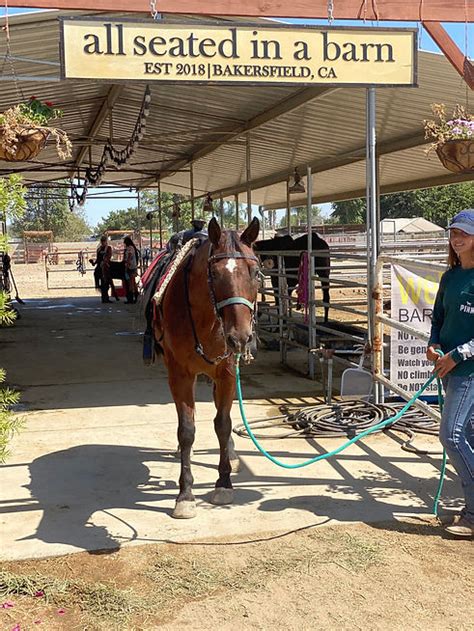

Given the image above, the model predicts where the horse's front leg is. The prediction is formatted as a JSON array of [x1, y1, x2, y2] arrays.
[[168, 365, 197, 519], [210, 363, 237, 506]]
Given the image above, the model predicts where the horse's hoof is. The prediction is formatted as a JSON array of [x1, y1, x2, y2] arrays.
[[210, 487, 234, 505], [230, 457, 240, 474], [172, 500, 196, 519]]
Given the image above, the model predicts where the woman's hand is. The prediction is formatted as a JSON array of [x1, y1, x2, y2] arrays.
[[426, 344, 441, 362], [434, 353, 456, 378]]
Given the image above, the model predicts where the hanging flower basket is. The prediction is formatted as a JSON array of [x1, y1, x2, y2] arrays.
[[0, 126, 50, 161], [435, 139, 474, 174], [0, 97, 71, 162], [423, 103, 474, 175]]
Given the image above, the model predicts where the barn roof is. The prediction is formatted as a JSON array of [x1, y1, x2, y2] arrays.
[[0, 10, 471, 208]]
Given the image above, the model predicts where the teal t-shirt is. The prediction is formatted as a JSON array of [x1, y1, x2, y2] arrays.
[[429, 266, 474, 377]]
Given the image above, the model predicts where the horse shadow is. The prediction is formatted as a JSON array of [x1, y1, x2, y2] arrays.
[[19, 443, 266, 552], [20, 444, 181, 552]]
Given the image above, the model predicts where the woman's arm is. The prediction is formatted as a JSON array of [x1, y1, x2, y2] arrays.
[[451, 339, 474, 364], [103, 245, 112, 265]]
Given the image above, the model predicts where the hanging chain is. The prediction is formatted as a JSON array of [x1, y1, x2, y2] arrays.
[[1, 1, 24, 102], [464, 0, 470, 110], [327, 0, 334, 24], [149, 0, 160, 20]]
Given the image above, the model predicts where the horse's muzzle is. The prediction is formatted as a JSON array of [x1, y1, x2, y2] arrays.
[[226, 331, 253, 354]]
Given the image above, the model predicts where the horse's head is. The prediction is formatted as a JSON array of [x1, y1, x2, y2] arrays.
[[207, 217, 260, 354]]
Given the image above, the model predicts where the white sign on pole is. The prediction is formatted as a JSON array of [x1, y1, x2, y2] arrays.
[[390, 262, 444, 395]]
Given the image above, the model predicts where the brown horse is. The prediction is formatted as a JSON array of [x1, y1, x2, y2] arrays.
[[153, 217, 261, 519]]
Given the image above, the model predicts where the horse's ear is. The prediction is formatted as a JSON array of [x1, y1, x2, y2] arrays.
[[208, 217, 222, 246], [240, 217, 260, 246]]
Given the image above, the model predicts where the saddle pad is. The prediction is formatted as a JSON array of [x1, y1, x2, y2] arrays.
[[141, 250, 167, 289]]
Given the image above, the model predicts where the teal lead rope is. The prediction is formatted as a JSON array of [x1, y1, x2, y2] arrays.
[[235, 353, 447, 517]]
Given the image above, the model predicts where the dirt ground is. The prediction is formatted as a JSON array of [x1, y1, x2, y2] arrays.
[[1, 520, 472, 630], [1, 261, 472, 631]]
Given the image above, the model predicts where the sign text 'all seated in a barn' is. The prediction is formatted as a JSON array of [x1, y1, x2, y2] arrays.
[[60, 18, 417, 86]]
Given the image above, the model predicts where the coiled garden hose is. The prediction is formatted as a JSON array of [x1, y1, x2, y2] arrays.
[[234, 352, 446, 517]]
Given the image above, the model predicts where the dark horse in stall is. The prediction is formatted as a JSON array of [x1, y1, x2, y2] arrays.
[[152, 217, 261, 519], [254, 232, 331, 322]]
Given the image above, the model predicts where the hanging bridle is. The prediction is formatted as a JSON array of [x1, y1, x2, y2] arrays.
[[184, 243, 260, 365]]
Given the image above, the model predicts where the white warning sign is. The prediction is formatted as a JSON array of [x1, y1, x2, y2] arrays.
[[390, 262, 443, 394]]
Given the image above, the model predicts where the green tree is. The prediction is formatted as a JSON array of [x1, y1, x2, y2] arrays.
[[0, 174, 26, 251], [329, 183, 474, 225], [57, 208, 92, 242], [329, 198, 366, 224], [0, 175, 25, 461], [278, 205, 323, 229], [10, 182, 69, 237], [408, 183, 474, 225]]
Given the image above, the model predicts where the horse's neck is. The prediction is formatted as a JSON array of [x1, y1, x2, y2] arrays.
[[187, 248, 217, 324]]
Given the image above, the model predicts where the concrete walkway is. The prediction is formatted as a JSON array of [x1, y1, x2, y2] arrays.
[[0, 296, 462, 560]]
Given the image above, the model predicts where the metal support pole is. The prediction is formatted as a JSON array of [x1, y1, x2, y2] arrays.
[[278, 254, 287, 365], [373, 257, 384, 388], [307, 165, 316, 379], [137, 190, 143, 266], [286, 178, 291, 236], [366, 87, 380, 402], [234, 193, 239, 231], [220, 195, 225, 227], [158, 181, 163, 249], [260, 206, 265, 239], [190, 162, 195, 221], [246, 133, 252, 224], [148, 208, 153, 261]]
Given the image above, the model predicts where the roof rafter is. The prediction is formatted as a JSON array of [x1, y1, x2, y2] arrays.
[[263, 172, 474, 209], [143, 86, 341, 187], [204, 131, 427, 200], [4, 0, 470, 22], [71, 84, 124, 177]]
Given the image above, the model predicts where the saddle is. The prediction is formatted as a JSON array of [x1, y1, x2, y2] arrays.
[[142, 230, 208, 365]]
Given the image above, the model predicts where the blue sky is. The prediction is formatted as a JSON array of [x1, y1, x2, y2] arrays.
[[3, 9, 472, 227]]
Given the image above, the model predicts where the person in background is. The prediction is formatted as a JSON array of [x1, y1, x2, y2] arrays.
[[90, 235, 118, 303], [166, 218, 207, 252], [123, 236, 139, 304], [427, 209, 474, 538]]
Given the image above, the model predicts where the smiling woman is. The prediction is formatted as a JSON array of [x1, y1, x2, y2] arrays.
[[426, 208, 474, 538]]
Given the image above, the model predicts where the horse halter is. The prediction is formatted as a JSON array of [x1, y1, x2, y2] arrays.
[[207, 247, 259, 313], [184, 243, 260, 365]]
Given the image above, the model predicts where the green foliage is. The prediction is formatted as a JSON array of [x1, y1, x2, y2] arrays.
[[330, 183, 474, 226], [0, 175, 26, 251], [57, 208, 92, 242], [10, 182, 91, 241], [96, 191, 249, 239], [18, 96, 63, 126], [424, 103, 473, 149], [0, 368, 22, 462], [0, 291, 16, 326], [330, 198, 366, 224], [277, 205, 323, 228], [0, 296, 23, 462], [96, 206, 146, 235]]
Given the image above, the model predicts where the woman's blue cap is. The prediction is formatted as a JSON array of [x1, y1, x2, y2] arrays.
[[447, 209, 474, 235]]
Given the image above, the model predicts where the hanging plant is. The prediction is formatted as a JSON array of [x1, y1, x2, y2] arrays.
[[0, 96, 72, 162], [423, 103, 474, 174]]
